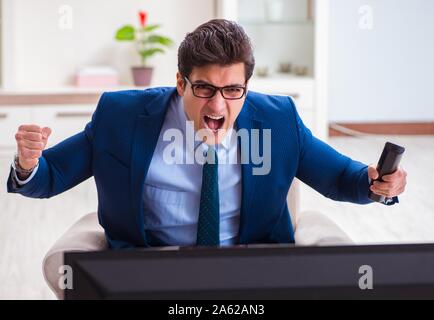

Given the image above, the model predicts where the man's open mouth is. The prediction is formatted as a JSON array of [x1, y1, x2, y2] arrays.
[[203, 114, 225, 132]]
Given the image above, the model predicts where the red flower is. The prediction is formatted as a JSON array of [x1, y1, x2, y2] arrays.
[[138, 11, 147, 27]]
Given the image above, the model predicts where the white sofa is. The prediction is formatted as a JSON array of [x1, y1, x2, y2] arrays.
[[43, 179, 353, 299]]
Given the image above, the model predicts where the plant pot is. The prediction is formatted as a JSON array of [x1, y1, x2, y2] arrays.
[[131, 66, 153, 86]]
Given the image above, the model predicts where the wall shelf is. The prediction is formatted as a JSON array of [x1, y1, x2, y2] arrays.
[[238, 19, 314, 26]]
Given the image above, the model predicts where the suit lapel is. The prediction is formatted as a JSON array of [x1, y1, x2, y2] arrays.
[[130, 88, 177, 246], [235, 97, 263, 244]]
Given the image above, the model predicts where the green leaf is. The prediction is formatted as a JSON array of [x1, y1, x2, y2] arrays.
[[139, 48, 165, 59], [146, 35, 174, 47], [142, 24, 161, 32], [115, 25, 135, 41]]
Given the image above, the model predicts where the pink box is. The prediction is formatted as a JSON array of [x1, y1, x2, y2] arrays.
[[75, 75, 119, 87], [75, 67, 119, 87]]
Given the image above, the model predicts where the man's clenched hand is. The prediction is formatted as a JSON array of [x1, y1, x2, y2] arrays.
[[15, 125, 52, 170]]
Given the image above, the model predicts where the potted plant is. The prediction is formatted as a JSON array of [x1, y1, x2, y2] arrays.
[[115, 11, 174, 86]]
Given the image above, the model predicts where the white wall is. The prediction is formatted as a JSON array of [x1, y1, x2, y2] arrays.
[[244, 24, 315, 77], [3, 0, 215, 88], [329, 0, 434, 122], [237, 0, 315, 77]]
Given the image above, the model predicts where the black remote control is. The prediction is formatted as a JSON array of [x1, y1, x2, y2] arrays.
[[369, 142, 405, 203]]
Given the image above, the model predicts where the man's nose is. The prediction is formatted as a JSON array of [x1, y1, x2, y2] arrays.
[[207, 90, 226, 112]]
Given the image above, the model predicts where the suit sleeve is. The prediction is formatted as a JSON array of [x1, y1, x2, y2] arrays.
[[6, 93, 107, 199], [290, 97, 373, 204]]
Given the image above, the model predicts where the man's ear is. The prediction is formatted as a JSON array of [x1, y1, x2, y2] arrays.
[[176, 72, 185, 97]]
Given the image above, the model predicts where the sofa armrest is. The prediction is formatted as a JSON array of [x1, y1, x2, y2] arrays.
[[42, 212, 107, 299], [294, 210, 354, 246], [287, 178, 300, 229]]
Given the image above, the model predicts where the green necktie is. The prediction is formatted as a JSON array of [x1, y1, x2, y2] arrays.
[[196, 147, 220, 246]]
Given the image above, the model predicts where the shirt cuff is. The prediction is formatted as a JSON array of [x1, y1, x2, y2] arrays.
[[383, 196, 399, 206], [11, 161, 39, 185]]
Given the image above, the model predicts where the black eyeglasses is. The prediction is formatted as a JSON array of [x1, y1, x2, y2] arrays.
[[184, 77, 247, 100]]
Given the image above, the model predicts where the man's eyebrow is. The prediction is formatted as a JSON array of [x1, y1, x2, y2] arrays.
[[191, 79, 212, 85], [192, 79, 245, 87]]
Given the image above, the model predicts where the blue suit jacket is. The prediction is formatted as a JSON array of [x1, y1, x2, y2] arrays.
[[7, 87, 372, 249]]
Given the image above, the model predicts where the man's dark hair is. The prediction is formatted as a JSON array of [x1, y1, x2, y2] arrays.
[[178, 19, 255, 82]]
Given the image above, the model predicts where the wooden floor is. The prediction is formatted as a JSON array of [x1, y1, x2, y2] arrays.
[[1, 135, 434, 299]]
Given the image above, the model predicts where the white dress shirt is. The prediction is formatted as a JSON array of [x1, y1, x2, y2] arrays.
[[143, 94, 242, 246]]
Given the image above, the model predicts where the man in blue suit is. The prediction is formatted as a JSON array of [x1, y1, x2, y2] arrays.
[[7, 20, 407, 249]]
